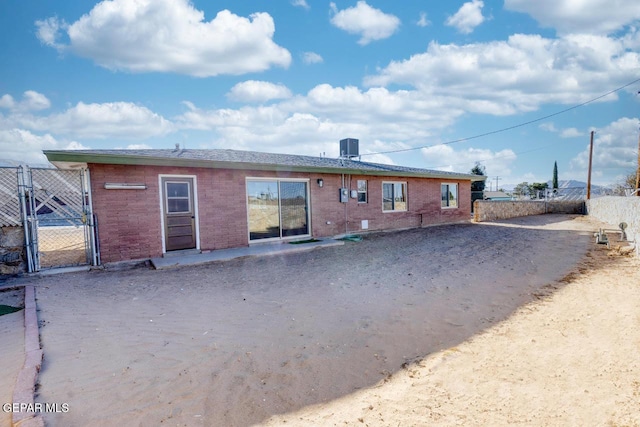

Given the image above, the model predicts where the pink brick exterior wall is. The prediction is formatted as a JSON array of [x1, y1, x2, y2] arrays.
[[90, 164, 471, 263]]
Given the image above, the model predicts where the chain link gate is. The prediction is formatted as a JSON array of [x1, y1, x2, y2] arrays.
[[19, 167, 98, 271]]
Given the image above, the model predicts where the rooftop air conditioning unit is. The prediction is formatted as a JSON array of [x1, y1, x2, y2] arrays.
[[340, 138, 359, 159]]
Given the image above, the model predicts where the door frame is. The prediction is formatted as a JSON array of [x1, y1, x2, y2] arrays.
[[245, 177, 311, 244], [158, 174, 200, 254]]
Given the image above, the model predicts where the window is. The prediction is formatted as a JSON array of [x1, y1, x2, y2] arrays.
[[441, 183, 458, 208], [165, 181, 191, 213], [246, 179, 309, 241], [382, 182, 407, 212], [357, 180, 367, 203]]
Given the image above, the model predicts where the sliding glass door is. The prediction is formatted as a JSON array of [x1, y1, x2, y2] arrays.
[[246, 179, 309, 241]]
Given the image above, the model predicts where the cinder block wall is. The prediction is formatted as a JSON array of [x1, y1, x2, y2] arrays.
[[586, 197, 640, 248], [474, 200, 585, 222]]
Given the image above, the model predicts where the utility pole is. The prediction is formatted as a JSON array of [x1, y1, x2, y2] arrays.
[[495, 176, 500, 192], [587, 130, 594, 200]]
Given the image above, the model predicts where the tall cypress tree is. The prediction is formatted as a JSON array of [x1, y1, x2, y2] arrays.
[[552, 161, 559, 189]]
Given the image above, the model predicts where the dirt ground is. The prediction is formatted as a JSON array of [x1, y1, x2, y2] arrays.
[[0, 288, 25, 427], [4, 214, 639, 426]]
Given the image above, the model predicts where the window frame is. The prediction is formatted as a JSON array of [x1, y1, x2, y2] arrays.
[[357, 179, 367, 203], [245, 177, 311, 243], [441, 183, 459, 209], [164, 181, 192, 214], [382, 181, 407, 213]]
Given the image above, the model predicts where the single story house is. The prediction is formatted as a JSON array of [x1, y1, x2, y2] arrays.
[[43, 145, 486, 264]]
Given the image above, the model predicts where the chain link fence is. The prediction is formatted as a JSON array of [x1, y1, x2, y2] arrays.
[[29, 168, 89, 268], [0, 167, 21, 227]]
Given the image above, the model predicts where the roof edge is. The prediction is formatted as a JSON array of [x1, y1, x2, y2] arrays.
[[43, 150, 485, 181]]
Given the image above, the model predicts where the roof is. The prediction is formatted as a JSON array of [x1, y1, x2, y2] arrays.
[[43, 148, 486, 181]]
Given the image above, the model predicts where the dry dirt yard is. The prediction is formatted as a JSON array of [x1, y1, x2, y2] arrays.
[[5, 214, 639, 426]]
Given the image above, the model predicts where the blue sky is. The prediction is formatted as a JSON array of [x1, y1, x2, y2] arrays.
[[1, 0, 639, 187]]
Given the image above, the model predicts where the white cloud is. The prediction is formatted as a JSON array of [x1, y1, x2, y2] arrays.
[[540, 122, 584, 138], [505, 0, 640, 35], [65, 141, 89, 150], [291, 0, 310, 10], [445, 0, 485, 35], [560, 128, 584, 138], [417, 12, 431, 28], [227, 81, 293, 103], [329, 1, 400, 45], [36, 0, 291, 77], [0, 91, 51, 112], [0, 95, 14, 110], [35, 16, 67, 49], [569, 117, 639, 184], [365, 33, 640, 115], [539, 122, 558, 132], [0, 129, 60, 165], [176, 83, 466, 157], [7, 102, 174, 139], [123, 144, 152, 149], [420, 145, 517, 177], [302, 51, 324, 64]]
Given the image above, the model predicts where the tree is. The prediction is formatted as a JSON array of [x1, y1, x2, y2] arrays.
[[531, 182, 549, 199], [513, 182, 531, 199], [470, 162, 487, 213], [552, 161, 559, 189], [470, 162, 486, 192], [611, 171, 637, 195]]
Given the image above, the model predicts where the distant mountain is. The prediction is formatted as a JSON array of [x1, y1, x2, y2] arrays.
[[500, 180, 605, 192]]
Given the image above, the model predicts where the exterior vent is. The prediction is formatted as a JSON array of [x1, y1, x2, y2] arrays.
[[340, 138, 359, 159]]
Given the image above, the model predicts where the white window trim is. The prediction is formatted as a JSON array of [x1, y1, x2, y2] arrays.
[[245, 177, 311, 244], [357, 179, 367, 204], [158, 174, 200, 254], [441, 182, 459, 209], [382, 181, 408, 213]]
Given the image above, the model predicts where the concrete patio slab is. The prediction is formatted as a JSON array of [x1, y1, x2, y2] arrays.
[[150, 238, 344, 270]]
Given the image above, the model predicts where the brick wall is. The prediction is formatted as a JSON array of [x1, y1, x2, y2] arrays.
[[473, 200, 585, 222], [90, 163, 472, 262]]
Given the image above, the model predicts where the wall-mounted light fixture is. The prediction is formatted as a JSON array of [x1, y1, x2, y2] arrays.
[[104, 183, 147, 190], [317, 178, 324, 188]]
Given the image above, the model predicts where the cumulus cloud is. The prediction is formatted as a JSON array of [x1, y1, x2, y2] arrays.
[[6, 102, 174, 139], [365, 33, 640, 115], [65, 141, 90, 150], [329, 1, 400, 45], [122, 144, 153, 149], [560, 127, 584, 138], [569, 117, 639, 184], [35, 0, 291, 77], [417, 12, 431, 28], [0, 129, 60, 165], [35, 16, 67, 49], [0, 91, 51, 112], [226, 81, 293, 103], [302, 51, 323, 64], [420, 144, 517, 176], [445, 0, 485, 34], [540, 122, 585, 138], [505, 0, 640, 35], [176, 82, 466, 158], [291, 0, 310, 9]]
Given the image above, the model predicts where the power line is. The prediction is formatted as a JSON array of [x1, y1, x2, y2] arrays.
[[359, 76, 640, 158]]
